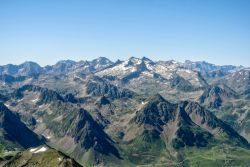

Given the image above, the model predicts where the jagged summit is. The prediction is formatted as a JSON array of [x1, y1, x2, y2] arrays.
[[70, 109, 120, 157], [91, 57, 113, 64], [147, 93, 166, 102], [123, 56, 154, 67], [86, 76, 136, 98], [56, 60, 77, 64], [183, 60, 244, 77], [0, 61, 43, 76], [0, 57, 250, 166], [131, 94, 177, 128], [128, 95, 249, 150], [199, 84, 238, 108], [19, 61, 42, 67], [0, 57, 245, 77]]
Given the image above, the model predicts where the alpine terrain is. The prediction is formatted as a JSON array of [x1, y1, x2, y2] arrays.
[[0, 57, 250, 167]]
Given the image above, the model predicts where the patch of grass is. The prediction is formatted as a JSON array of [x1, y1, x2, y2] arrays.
[[182, 144, 250, 167], [121, 133, 174, 166], [5, 148, 81, 167]]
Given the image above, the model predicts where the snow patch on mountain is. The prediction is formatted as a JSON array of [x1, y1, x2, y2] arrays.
[[34, 147, 47, 153]]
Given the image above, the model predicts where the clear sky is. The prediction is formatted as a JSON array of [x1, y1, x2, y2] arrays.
[[0, 0, 249, 66]]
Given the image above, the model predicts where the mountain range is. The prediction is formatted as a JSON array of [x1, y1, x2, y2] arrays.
[[0, 56, 250, 167]]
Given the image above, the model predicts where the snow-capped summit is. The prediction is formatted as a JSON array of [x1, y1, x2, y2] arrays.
[[96, 57, 152, 78], [44, 57, 113, 75], [124, 57, 142, 66], [182, 60, 244, 77], [0, 61, 43, 76], [88, 57, 113, 70], [95, 56, 207, 90]]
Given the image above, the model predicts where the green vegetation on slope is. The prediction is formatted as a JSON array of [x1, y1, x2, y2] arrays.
[[2, 146, 82, 167]]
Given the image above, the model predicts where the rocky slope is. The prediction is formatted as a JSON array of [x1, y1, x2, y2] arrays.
[[0, 103, 44, 151], [198, 85, 238, 108], [215, 69, 250, 94], [0, 57, 249, 166], [127, 94, 249, 149], [183, 60, 243, 78]]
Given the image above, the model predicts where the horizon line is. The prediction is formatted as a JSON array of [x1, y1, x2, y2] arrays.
[[0, 56, 247, 68]]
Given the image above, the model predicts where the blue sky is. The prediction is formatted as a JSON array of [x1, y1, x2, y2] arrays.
[[0, 0, 249, 66]]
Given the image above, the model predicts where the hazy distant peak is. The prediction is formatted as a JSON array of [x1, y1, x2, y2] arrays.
[[55, 59, 76, 65], [92, 57, 112, 63]]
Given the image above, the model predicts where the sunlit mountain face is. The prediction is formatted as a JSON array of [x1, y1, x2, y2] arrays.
[[0, 57, 250, 167]]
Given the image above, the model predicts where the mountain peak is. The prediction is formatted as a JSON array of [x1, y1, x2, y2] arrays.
[[126, 57, 142, 66], [148, 93, 166, 102], [142, 56, 151, 61], [91, 57, 113, 65], [126, 56, 154, 65], [17, 61, 43, 76], [20, 61, 41, 66], [199, 84, 238, 108], [142, 56, 155, 65], [70, 108, 121, 158], [94, 56, 111, 61], [56, 59, 76, 65], [131, 93, 177, 128], [0, 103, 44, 149]]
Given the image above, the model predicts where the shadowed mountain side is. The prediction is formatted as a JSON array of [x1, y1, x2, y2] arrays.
[[0, 103, 44, 149]]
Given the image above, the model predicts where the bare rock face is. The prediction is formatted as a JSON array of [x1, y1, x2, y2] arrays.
[[70, 109, 120, 158], [0, 103, 44, 149], [0, 57, 249, 166], [199, 85, 238, 108], [129, 94, 249, 149], [86, 76, 135, 98]]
